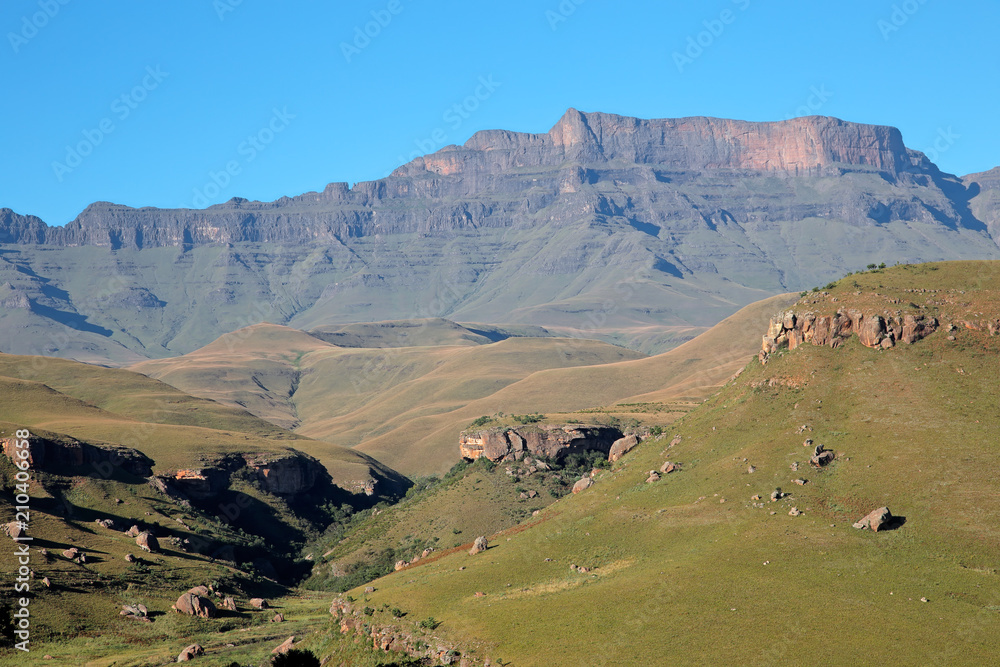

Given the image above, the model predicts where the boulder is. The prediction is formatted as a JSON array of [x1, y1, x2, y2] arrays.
[[669, 435, 682, 447], [571, 477, 593, 494], [5, 521, 24, 540], [125, 525, 141, 538], [177, 644, 204, 662], [272, 636, 295, 655], [221, 596, 237, 611], [645, 471, 660, 483], [272, 613, 284, 623], [364, 586, 376, 593], [125, 553, 136, 563], [394, 560, 407, 571], [187, 585, 210, 597], [853, 507, 893, 532], [660, 461, 678, 474], [174, 593, 216, 618], [249, 597, 269, 610], [608, 434, 640, 462], [810, 451, 835, 467], [469, 536, 488, 556], [95, 518, 118, 530], [62, 547, 78, 559], [136, 532, 159, 553]]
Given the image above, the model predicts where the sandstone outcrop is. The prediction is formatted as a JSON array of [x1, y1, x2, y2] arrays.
[[460, 424, 623, 463], [153, 451, 329, 501], [761, 308, 938, 358], [0, 434, 152, 477]]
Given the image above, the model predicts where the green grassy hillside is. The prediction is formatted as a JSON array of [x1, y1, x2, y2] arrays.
[[328, 261, 1000, 666]]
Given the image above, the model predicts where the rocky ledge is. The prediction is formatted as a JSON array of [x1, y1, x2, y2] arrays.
[[1, 434, 153, 477], [759, 308, 941, 361], [154, 451, 327, 500], [459, 424, 623, 463]]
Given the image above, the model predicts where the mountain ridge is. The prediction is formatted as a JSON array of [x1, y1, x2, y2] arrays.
[[2, 110, 1000, 363]]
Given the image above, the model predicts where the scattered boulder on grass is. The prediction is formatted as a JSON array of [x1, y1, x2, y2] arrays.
[[173, 593, 216, 618], [187, 585, 210, 597], [136, 532, 159, 553], [608, 434, 640, 462], [364, 586, 376, 594], [124, 553, 136, 563], [793, 479, 808, 486], [421, 547, 434, 558], [788, 507, 802, 517], [94, 518, 118, 530], [747, 465, 756, 474], [810, 444, 835, 467], [177, 644, 204, 661], [121, 604, 150, 622], [272, 636, 295, 655], [221, 596, 237, 611], [572, 477, 593, 494], [272, 613, 285, 623], [125, 525, 141, 538], [645, 471, 660, 483], [660, 461, 678, 474], [394, 560, 407, 571], [770, 489, 783, 502], [41, 577, 51, 588], [853, 507, 893, 532], [469, 536, 488, 556], [669, 435, 682, 447], [250, 597, 269, 610], [62, 548, 79, 560]]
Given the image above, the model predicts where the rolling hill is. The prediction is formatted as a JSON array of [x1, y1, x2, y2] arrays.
[[322, 260, 1000, 666]]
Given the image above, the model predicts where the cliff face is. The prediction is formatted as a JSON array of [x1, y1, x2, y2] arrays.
[[459, 424, 623, 463], [160, 452, 326, 500], [404, 111, 914, 179], [1, 434, 153, 477]]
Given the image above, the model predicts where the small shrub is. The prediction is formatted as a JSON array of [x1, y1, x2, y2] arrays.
[[363, 606, 375, 616], [420, 617, 441, 630], [391, 607, 405, 618], [468, 415, 492, 428]]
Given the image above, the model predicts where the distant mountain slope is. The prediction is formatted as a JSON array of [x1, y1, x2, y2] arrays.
[[133, 294, 794, 476], [2, 112, 998, 363], [341, 260, 1000, 666], [132, 323, 646, 474]]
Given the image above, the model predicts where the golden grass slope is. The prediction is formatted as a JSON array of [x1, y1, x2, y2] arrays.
[[0, 352, 392, 487], [343, 261, 1000, 666]]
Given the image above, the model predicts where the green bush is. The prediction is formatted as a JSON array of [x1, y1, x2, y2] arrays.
[[420, 617, 441, 630], [271, 649, 321, 667]]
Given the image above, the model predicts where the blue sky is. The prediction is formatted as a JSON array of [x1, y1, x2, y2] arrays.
[[1, 0, 997, 225]]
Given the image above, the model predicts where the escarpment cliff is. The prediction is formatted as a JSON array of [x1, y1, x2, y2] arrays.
[[2, 111, 999, 363], [459, 424, 623, 463]]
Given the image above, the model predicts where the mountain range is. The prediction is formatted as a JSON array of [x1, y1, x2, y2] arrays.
[[3, 110, 1000, 364]]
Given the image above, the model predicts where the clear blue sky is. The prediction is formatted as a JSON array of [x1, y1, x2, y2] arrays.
[[1, 0, 998, 225]]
